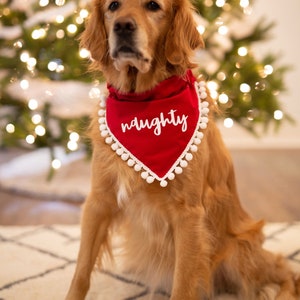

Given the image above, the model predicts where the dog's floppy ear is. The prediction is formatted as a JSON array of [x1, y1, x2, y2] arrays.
[[165, 0, 204, 67], [80, 1, 109, 65]]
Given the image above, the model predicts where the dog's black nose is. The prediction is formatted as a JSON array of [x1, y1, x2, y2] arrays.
[[114, 17, 136, 35]]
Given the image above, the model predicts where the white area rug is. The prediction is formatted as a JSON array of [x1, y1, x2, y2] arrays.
[[0, 223, 300, 300]]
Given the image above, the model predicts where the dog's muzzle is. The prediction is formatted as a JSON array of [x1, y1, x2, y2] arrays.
[[112, 17, 138, 58], [111, 16, 151, 73]]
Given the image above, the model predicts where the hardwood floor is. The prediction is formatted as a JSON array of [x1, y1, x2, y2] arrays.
[[0, 149, 299, 225], [231, 149, 300, 222], [0, 191, 81, 225]]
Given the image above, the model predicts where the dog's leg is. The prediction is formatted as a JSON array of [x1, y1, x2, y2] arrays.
[[170, 208, 212, 300], [66, 192, 116, 300], [224, 168, 298, 299]]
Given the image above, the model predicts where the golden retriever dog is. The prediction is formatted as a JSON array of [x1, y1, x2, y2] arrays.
[[66, 0, 300, 299]]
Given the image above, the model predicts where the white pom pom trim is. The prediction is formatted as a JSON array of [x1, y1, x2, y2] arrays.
[[98, 80, 209, 187]]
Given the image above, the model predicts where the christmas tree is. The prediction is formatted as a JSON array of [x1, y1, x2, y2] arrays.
[[0, 0, 290, 170]]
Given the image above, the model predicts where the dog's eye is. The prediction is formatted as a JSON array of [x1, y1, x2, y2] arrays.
[[146, 1, 160, 11], [108, 1, 120, 11]]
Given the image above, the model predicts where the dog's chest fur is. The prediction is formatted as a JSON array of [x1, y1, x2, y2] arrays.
[[117, 184, 176, 291]]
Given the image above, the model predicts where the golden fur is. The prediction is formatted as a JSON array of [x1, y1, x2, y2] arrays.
[[66, 0, 300, 299]]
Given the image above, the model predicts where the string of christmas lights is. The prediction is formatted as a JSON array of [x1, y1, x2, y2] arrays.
[[0, 0, 290, 172]]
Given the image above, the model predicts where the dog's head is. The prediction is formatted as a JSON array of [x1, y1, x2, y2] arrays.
[[81, 0, 204, 75]]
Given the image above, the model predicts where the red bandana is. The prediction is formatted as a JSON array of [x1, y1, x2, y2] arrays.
[[98, 70, 209, 187]]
